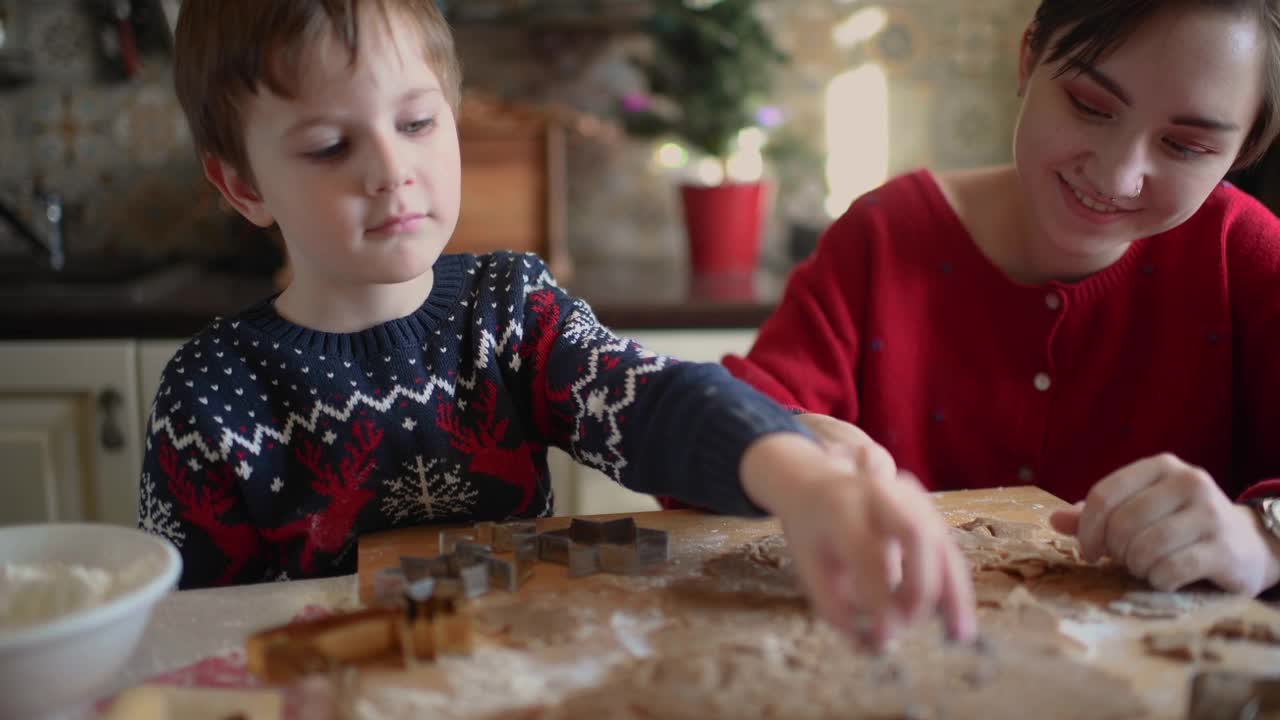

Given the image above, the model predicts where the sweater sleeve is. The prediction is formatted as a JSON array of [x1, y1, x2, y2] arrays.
[[138, 350, 270, 589], [1226, 193, 1280, 502], [722, 197, 874, 422], [513, 256, 809, 516]]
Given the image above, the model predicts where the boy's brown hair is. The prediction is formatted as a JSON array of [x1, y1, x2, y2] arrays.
[[1027, 0, 1280, 168], [174, 0, 462, 183]]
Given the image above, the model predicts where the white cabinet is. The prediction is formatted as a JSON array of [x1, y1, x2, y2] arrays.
[[0, 342, 143, 526], [562, 329, 758, 516]]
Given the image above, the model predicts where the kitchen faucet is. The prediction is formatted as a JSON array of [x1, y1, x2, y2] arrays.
[[0, 182, 66, 270]]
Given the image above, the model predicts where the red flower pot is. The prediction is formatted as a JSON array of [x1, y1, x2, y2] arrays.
[[679, 181, 768, 276]]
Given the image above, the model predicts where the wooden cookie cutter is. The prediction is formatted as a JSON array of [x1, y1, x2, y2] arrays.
[[246, 591, 472, 683]]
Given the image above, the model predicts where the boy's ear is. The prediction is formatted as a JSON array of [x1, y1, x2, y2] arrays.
[[202, 153, 274, 228]]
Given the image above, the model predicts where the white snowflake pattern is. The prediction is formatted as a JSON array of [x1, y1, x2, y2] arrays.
[[559, 303, 626, 350], [403, 417, 417, 431], [187, 457, 202, 472], [586, 387, 608, 419], [138, 473, 185, 547], [322, 429, 337, 445], [271, 476, 283, 493], [381, 456, 478, 523]]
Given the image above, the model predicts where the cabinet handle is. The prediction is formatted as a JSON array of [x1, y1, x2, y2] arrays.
[[99, 388, 125, 452]]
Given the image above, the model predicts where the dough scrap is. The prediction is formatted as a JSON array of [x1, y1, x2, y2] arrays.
[[1206, 617, 1280, 645], [1141, 632, 1223, 663]]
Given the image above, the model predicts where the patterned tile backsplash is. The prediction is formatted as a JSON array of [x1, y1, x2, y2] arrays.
[[0, 0, 1037, 269]]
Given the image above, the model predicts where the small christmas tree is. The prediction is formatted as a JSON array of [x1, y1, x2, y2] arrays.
[[620, 0, 787, 175]]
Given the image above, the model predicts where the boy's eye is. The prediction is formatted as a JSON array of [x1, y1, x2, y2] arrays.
[[303, 141, 347, 160], [1067, 92, 1112, 120], [401, 117, 436, 134]]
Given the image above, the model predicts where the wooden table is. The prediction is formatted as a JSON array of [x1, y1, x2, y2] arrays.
[[353, 486, 1280, 719]]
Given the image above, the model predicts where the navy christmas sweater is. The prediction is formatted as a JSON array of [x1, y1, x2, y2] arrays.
[[139, 252, 805, 588]]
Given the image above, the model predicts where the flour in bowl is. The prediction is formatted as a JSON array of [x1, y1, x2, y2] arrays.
[[0, 561, 117, 631]]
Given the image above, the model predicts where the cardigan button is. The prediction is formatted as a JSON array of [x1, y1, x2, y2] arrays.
[[1044, 292, 1061, 311], [1017, 466, 1035, 482], [1033, 372, 1052, 391]]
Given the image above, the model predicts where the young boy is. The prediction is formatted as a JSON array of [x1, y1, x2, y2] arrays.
[[141, 0, 973, 650]]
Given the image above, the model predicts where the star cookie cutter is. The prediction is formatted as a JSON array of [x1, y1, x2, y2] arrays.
[[376, 522, 540, 605], [537, 517, 669, 577], [439, 520, 538, 553]]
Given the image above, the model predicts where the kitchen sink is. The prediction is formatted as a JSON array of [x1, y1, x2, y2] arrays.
[[0, 257, 201, 302]]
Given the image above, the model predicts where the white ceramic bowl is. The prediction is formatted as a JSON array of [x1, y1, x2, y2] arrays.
[[0, 524, 181, 720]]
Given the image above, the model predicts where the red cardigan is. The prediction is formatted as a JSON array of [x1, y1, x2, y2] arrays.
[[725, 170, 1280, 503]]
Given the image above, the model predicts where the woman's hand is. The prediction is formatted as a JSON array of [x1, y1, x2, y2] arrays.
[[741, 431, 976, 651], [1050, 453, 1280, 595]]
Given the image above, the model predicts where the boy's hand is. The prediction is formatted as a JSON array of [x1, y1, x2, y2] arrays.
[[1049, 453, 1280, 596], [740, 432, 977, 651], [795, 412, 880, 452]]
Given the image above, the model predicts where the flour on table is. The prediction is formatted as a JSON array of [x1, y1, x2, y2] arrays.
[[331, 527, 1157, 719], [522, 602, 1144, 720], [1105, 590, 1212, 620]]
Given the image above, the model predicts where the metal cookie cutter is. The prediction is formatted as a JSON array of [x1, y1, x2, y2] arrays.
[[475, 520, 539, 552], [457, 538, 538, 593], [439, 520, 538, 553], [1188, 670, 1280, 720], [401, 548, 491, 600], [537, 517, 670, 577], [402, 585, 473, 659], [397, 537, 538, 602], [444, 520, 539, 590]]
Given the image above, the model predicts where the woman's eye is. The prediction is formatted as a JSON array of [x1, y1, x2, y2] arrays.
[[1164, 138, 1208, 159], [1067, 93, 1112, 120]]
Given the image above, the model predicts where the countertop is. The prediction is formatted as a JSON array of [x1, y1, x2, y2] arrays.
[[0, 260, 789, 340], [102, 489, 1280, 720]]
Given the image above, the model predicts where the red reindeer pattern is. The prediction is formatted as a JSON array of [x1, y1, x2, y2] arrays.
[[160, 444, 261, 585], [262, 419, 382, 573], [520, 290, 575, 438], [437, 381, 541, 513]]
